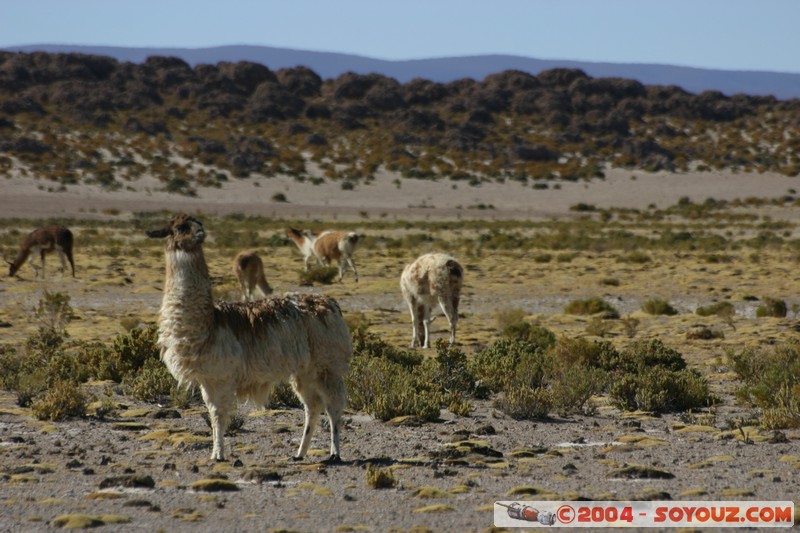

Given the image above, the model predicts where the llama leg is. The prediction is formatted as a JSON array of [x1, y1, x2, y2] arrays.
[[422, 304, 432, 348], [438, 298, 458, 345], [322, 375, 347, 462], [347, 258, 358, 282], [201, 385, 234, 461], [239, 280, 249, 302], [337, 259, 346, 282], [292, 378, 322, 460], [406, 298, 420, 348], [58, 251, 67, 277], [39, 250, 46, 278]]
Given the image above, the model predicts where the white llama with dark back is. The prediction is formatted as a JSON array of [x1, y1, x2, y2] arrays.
[[400, 252, 463, 349], [147, 214, 352, 462]]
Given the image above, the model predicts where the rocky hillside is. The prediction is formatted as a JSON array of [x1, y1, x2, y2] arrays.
[[1, 51, 799, 195]]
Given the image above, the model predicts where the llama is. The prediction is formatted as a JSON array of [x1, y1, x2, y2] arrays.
[[7, 225, 75, 278], [147, 214, 352, 462], [232, 250, 273, 302], [285, 227, 319, 272], [400, 252, 463, 349], [286, 227, 361, 282]]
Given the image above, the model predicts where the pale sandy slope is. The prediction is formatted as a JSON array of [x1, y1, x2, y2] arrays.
[[1, 168, 798, 220]]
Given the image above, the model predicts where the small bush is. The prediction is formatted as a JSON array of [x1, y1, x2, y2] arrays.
[[603, 339, 686, 374], [33, 290, 75, 333], [620, 251, 651, 264], [642, 298, 678, 316], [549, 337, 617, 368], [564, 297, 619, 318], [469, 339, 550, 395], [604, 339, 713, 413], [366, 464, 396, 489], [727, 341, 800, 428], [122, 358, 176, 404], [494, 386, 551, 420], [269, 382, 303, 408], [608, 367, 712, 413], [346, 331, 439, 421], [548, 365, 606, 416], [496, 310, 556, 347], [696, 301, 735, 318], [756, 297, 787, 318], [298, 266, 339, 286], [685, 327, 724, 340], [31, 379, 87, 421], [84, 325, 160, 382]]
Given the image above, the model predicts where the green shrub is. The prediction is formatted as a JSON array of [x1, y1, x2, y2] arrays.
[[756, 297, 787, 318], [346, 331, 439, 421], [564, 297, 619, 318], [31, 379, 87, 421], [608, 367, 712, 413], [727, 342, 800, 428], [494, 386, 551, 420], [469, 339, 550, 395], [269, 382, 303, 408], [33, 290, 75, 334], [366, 464, 396, 489], [549, 337, 617, 368], [122, 358, 176, 404], [696, 301, 735, 318], [298, 266, 339, 286], [548, 365, 606, 416], [602, 339, 686, 374], [642, 298, 678, 316], [496, 309, 556, 347], [84, 325, 160, 382], [347, 356, 440, 421]]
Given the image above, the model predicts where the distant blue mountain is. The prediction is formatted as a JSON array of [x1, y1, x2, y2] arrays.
[[5, 44, 800, 99]]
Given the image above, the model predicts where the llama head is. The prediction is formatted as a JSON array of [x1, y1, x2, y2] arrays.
[[146, 213, 206, 252]]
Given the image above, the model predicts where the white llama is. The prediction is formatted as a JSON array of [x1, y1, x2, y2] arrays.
[[400, 252, 463, 349], [147, 214, 352, 462]]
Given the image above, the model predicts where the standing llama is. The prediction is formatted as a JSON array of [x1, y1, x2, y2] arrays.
[[286, 227, 361, 282], [8, 225, 75, 278], [147, 214, 352, 462], [232, 250, 273, 302], [400, 252, 463, 349]]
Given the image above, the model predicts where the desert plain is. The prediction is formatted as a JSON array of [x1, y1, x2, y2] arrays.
[[1, 167, 799, 532]]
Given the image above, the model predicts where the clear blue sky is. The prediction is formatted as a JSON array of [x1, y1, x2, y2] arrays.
[[2, 0, 799, 73]]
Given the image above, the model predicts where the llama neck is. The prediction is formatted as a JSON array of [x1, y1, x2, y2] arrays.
[[162, 248, 215, 324], [11, 248, 30, 272]]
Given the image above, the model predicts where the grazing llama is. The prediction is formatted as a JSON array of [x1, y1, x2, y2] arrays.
[[7, 224, 75, 278], [286, 227, 362, 282], [400, 252, 463, 349], [232, 250, 273, 302], [147, 214, 352, 462]]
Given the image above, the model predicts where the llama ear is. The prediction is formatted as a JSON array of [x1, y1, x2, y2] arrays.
[[146, 227, 171, 239]]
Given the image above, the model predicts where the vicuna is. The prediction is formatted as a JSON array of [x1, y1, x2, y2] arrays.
[[286, 227, 362, 282], [147, 214, 352, 462], [400, 252, 463, 349], [8, 225, 75, 278], [232, 250, 273, 302]]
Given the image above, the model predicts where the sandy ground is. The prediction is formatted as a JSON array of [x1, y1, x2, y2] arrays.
[[2, 167, 799, 221], [1, 170, 799, 532]]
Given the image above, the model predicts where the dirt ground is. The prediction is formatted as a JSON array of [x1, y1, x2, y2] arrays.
[[1, 169, 799, 532]]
